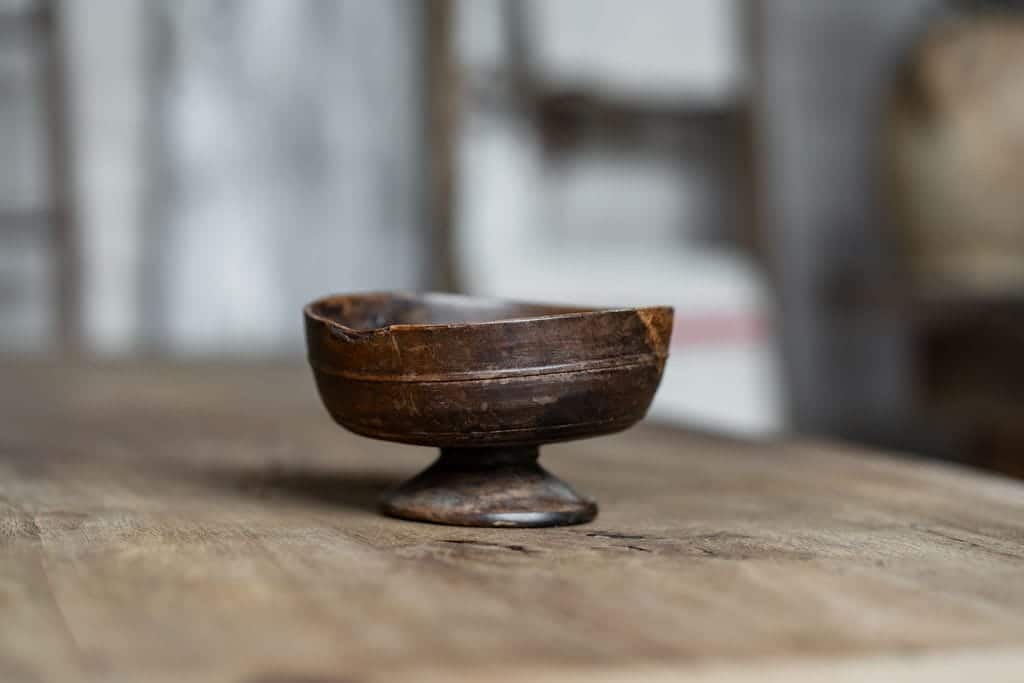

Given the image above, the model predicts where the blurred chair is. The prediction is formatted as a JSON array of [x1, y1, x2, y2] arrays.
[[451, 0, 785, 435]]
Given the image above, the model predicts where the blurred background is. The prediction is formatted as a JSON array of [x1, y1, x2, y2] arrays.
[[2, 0, 1023, 476]]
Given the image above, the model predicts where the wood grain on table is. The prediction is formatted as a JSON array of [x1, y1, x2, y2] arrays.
[[1, 363, 1023, 682]]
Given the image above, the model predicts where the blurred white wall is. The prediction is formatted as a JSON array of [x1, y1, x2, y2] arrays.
[[527, 0, 745, 103], [64, 0, 429, 356], [63, 0, 149, 355]]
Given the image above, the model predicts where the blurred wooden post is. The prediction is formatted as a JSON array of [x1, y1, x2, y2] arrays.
[[40, 0, 80, 354], [425, 0, 458, 293]]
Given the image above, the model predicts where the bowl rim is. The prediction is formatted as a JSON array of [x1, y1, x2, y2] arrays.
[[304, 290, 673, 336]]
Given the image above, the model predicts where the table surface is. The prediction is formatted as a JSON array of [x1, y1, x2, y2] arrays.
[[2, 363, 1024, 683]]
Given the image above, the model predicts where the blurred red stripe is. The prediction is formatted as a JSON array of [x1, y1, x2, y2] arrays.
[[669, 314, 769, 348]]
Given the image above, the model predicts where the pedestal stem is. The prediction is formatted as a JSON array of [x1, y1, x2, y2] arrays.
[[380, 446, 597, 527]]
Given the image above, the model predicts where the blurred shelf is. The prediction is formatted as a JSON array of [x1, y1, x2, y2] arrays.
[[534, 89, 746, 152]]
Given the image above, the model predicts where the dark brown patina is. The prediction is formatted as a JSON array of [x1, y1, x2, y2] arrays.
[[304, 291, 672, 527]]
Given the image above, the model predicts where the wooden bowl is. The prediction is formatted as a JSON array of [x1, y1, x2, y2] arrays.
[[304, 292, 673, 527]]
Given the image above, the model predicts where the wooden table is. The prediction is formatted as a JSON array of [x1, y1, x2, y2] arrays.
[[2, 363, 1024, 682]]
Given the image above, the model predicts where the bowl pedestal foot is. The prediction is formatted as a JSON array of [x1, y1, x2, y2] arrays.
[[380, 446, 598, 527]]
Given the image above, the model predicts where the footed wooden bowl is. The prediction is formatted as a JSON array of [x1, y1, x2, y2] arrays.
[[304, 292, 672, 527]]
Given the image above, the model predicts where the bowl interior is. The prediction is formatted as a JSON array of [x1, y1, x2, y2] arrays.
[[307, 292, 593, 331]]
